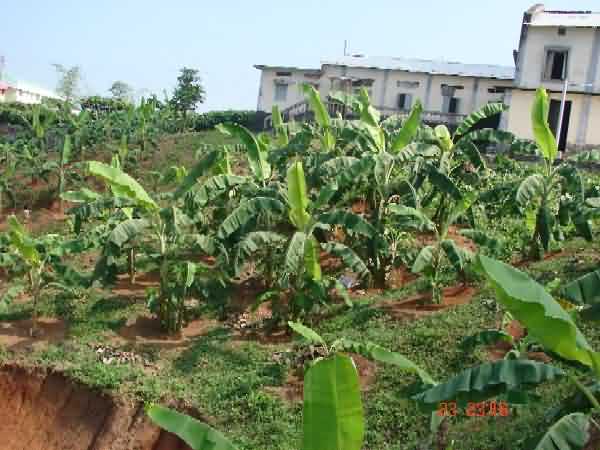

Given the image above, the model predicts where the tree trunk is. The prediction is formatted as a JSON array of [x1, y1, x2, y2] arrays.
[[128, 248, 136, 284]]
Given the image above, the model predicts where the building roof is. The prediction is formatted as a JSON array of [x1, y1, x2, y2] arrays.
[[527, 4, 600, 27], [0, 73, 62, 99], [321, 55, 515, 80], [254, 65, 321, 73]]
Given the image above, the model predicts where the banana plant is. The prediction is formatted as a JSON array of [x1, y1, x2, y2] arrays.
[[516, 88, 595, 259], [57, 134, 73, 212], [393, 190, 477, 303], [0, 154, 16, 215], [87, 160, 227, 333], [2, 216, 67, 336], [315, 88, 424, 286], [147, 321, 435, 450], [218, 161, 373, 320], [476, 254, 600, 449]]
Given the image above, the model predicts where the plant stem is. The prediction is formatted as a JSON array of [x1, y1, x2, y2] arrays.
[[569, 374, 600, 411]]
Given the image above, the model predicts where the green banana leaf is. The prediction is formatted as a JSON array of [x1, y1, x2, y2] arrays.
[[302, 84, 330, 129], [460, 330, 514, 352], [219, 123, 271, 182], [516, 174, 545, 206], [412, 359, 564, 412], [302, 354, 365, 450], [534, 413, 590, 450], [218, 197, 286, 239], [561, 270, 600, 305], [391, 100, 423, 152], [173, 149, 222, 199], [146, 404, 238, 450], [389, 205, 435, 232], [287, 161, 311, 230], [412, 245, 435, 273], [288, 321, 326, 346], [60, 188, 102, 204], [454, 103, 508, 140], [532, 88, 558, 162], [441, 239, 472, 273], [428, 167, 462, 200], [335, 339, 436, 386], [304, 236, 322, 281], [88, 161, 157, 211], [317, 210, 376, 238], [7, 215, 40, 265], [320, 242, 370, 280], [61, 134, 72, 165], [272, 105, 289, 146], [476, 255, 598, 368]]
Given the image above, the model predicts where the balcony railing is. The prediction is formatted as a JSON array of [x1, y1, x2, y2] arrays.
[[265, 100, 467, 128]]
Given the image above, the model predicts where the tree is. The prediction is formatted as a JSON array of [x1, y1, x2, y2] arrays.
[[170, 67, 205, 117], [109, 80, 133, 102], [52, 64, 81, 102]]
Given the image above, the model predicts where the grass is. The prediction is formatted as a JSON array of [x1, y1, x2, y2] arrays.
[[2, 131, 600, 449]]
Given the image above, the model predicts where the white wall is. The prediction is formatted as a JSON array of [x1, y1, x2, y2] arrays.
[[517, 26, 598, 92], [256, 68, 321, 112], [258, 64, 513, 115]]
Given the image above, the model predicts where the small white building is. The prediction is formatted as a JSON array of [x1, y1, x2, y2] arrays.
[[255, 57, 514, 127], [505, 4, 600, 150], [0, 76, 62, 105]]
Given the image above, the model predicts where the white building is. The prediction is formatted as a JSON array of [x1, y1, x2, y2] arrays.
[[255, 4, 600, 149], [505, 4, 600, 150], [0, 76, 62, 105], [255, 57, 514, 127]]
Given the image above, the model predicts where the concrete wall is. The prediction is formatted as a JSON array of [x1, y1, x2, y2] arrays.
[[257, 65, 513, 115], [586, 96, 600, 145], [506, 89, 600, 147], [256, 68, 321, 112], [516, 26, 599, 93]]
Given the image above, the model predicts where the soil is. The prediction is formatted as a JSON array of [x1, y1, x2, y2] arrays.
[[487, 320, 551, 362], [379, 284, 478, 320], [115, 314, 218, 349], [112, 271, 161, 299], [0, 317, 67, 351], [0, 205, 67, 233], [386, 266, 418, 289], [416, 226, 478, 254], [265, 353, 378, 404], [514, 250, 569, 268], [0, 364, 193, 450]]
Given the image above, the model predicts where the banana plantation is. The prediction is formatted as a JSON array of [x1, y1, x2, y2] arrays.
[[2, 86, 600, 450]]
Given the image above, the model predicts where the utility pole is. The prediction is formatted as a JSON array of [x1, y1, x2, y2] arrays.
[[344, 40, 348, 56], [0, 56, 5, 80], [556, 77, 568, 160]]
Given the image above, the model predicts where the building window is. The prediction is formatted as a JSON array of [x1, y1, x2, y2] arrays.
[[544, 49, 568, 81], [488, 86, 508, 94], [397, 93, 413, 110], [276, 71, 292, 77], [397, 81, 420, 89], [448, 98, 460, 114], [274, 83, 288, 102], [558, 26, 567, 36], [442, 97, 460, 114]]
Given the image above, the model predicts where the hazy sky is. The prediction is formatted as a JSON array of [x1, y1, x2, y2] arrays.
[[2, 1, 598, 111]]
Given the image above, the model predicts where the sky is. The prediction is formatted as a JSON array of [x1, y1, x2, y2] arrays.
[[1, 1, 599, 111]]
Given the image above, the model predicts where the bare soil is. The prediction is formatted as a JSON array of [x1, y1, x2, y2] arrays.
[[0, 364, 193, 450], [265, 353, 378, 404], [0, 317, 67, 351], [115, 314, 218, 349], [379, 284, 478, 320]]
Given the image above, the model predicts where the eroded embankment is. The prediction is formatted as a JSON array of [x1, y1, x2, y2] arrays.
[[0, 364, 192, 450]]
